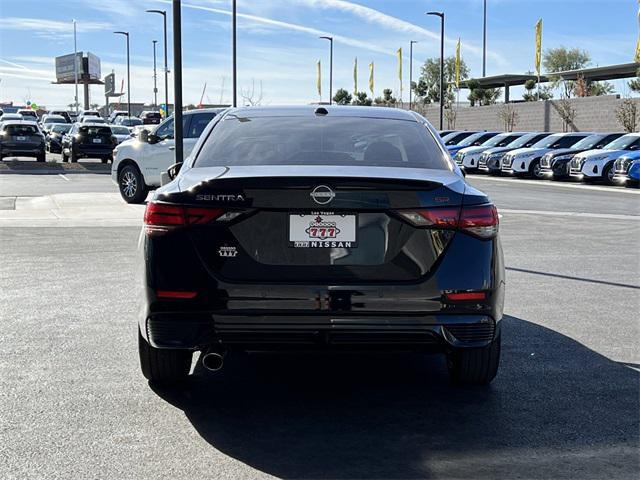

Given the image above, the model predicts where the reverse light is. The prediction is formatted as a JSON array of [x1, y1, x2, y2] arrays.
[[397, 204, 499, 239]]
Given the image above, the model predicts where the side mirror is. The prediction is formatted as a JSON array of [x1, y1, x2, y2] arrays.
[[459, 166, 467, 177], [148, 133, 160, 145], [139, 129, 149, 143], [167, 162, 183, 181]]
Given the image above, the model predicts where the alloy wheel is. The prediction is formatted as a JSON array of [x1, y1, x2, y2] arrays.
[[121, 171, 137, 198]]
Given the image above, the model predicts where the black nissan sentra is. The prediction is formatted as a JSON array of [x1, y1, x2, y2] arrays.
[[139, 106, 505, 386]]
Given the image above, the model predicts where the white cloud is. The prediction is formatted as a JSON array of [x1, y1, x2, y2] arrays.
[[153, 0, 394, 56], [290, 0, 508, 67], [0, 18, 113, 38]]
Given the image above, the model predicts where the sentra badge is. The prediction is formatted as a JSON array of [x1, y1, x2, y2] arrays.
[[196, 194, 245, 202]]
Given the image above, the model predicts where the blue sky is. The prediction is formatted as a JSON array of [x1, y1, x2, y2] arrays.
[[0, 0, 637, 109]]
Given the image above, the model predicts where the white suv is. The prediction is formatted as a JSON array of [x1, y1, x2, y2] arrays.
[[111, 108, 224, 203]]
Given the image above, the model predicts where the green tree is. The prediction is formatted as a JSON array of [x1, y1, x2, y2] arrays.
[[413, 56, 469, 106], [543, 47, 591, 97], [374, 88, 397, 106], [333, 88, 352, 105], [523, 79, 553, 101], [352, 91, 372, 106], [466, 79, 501, 106]]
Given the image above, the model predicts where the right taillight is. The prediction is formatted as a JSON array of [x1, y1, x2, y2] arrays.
[[143, 202, 226, 235], [397, 204, 498, 239]]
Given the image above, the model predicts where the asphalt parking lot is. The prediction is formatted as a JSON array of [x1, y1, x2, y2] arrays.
[[1, 169, 638, 479]]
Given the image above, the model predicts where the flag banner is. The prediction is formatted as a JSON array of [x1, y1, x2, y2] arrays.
[[317, 60, 321, 97], [635, 36, 640, 63], [397, 48, 403, 93], [455, 38, 461, 88], [354, 57, 358, 95], [369, 61, 374, 95], [535, 19, 543, 76]]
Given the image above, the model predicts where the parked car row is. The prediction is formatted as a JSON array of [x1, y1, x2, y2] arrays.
[[439, 129, 640, 187]]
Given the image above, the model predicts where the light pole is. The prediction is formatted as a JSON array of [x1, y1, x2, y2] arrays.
[[426, 11, 444, 130], [172, 0, 184, 164], [319, 36, 333, 104], [483, 0, 487, 77], [146, 9, 169, 116], [232, 0, 237, 107], [409, 40, 417, 110], [73, 19, 79, 114], [113, 31, 131, 119], [152, 40, 158, 107]]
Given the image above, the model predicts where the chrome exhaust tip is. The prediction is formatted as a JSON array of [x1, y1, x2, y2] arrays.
[[201, 351, 225, 372]]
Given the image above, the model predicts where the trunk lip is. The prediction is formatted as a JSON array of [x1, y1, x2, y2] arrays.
[[179, 165, 463, 192]]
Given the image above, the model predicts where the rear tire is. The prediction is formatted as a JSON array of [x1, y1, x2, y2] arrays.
[[70, 149, 77, 163], [118, 164, 148, 204], [36, 152, 45, 163], [138, 330, 192, 385], [447, 333, 501, 385]]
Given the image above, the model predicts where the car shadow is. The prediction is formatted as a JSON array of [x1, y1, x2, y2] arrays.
[[151, 316, 639, 479]]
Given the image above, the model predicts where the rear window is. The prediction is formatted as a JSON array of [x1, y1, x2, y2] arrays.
[[144, 112, 161, 118], [121, 118, 142, 126], [111, 126, 130, 135], [196, 115, 449, 170], [4, 124, 38, 135], [79, 126, 112, 136], [51, 125, 72, 133]]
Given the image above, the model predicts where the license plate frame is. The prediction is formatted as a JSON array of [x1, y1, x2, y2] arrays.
[[92, 138, 102, 144], [16, 136, 26, 141], [289, 212, 358, 248]]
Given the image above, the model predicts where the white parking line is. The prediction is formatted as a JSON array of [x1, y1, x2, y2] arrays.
[[471, 175, 639, 195], [500, 208, 640, 221], [58, 174, 71, 182]]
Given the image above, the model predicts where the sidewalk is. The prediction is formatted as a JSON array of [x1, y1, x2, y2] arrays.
[[0, 192, 144, 227]]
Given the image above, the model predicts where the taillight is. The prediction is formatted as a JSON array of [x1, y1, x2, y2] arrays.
[[397, 204, 498, 239], [144, 202, 226, 235]]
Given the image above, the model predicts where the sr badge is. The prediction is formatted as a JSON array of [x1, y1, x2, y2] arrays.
[[218, 245, 238, 258]]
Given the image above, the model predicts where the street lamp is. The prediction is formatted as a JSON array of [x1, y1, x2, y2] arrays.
[[483, 0, 487, 77], [232, 0, 237, 107], [172, 0, 184, 164], [146, 9, 169, 115], [319, 36, 333, 104], [426, 11, 444, 130], [152, 40, 158, 108], [72, 19, 79, 114], [409, 40, 417, 110], [113, 31, 131, 119]]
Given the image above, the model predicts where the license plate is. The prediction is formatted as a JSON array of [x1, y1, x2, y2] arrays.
[[92, 138, 102, 143], [289, 213, 357, 248], [16, 136, 26, 141]]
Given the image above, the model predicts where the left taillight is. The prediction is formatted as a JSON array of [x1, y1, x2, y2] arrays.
[[397, 204, 498, 239], [144, 202, 226, 235]]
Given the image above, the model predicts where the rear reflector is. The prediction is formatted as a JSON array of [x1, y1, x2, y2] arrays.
[[144, 202, 226, 234], [444, 291, 487, 302], [156, 290, 198, 299], [397, 204, 498, 239]]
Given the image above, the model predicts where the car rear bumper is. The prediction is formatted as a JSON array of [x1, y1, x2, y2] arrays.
[[144, 311, 500, 351], [71, 145, 114, 157], [0, 144, 44, 155]]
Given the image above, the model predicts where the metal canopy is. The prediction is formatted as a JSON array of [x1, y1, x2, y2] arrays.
[[459, 74, 548, 89], [550, 62, 638, 82]]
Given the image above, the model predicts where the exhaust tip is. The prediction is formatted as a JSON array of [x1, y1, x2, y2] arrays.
[[201, 352, 224, 372]]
